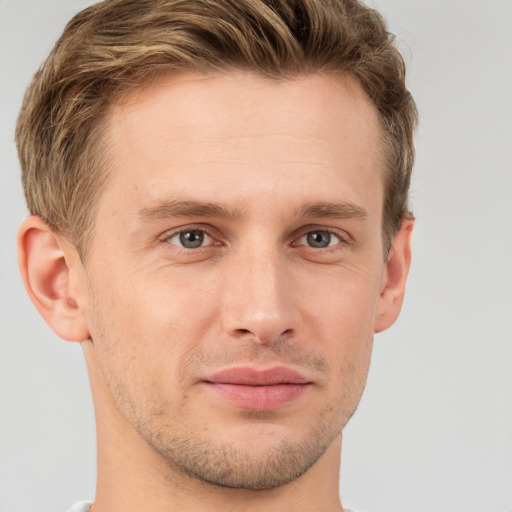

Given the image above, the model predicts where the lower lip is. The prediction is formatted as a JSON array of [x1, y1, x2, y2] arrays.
[[204, 382, 309, 410]]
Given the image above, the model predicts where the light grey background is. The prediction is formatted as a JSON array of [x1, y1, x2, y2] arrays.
[[1, 1, 511, 511]]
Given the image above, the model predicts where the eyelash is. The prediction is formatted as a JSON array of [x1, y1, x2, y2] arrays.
[[161, 225, 220, 249], [160, 225, 351, 251], [293, 230, 344, 249]]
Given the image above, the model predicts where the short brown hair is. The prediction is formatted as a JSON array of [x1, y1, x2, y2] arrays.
[[16, 0, 417, 258]]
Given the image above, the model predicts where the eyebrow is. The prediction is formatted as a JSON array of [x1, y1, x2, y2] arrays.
[[138, 199, 367, 223], [296, 201, 368, 221], [138, 200, 243, 222]]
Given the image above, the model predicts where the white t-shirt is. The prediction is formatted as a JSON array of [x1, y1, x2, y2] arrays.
[[67, 503, 92, 512], [68, 503, 358, 512]]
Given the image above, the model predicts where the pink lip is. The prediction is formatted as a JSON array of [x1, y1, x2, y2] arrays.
[[202, 366, 311, 410]]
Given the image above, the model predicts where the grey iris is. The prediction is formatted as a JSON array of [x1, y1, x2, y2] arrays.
[[307, 231, 331, 248], [180, 231, 204, 248]]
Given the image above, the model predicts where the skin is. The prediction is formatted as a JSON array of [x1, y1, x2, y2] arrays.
[[18, 71, 413, 512]]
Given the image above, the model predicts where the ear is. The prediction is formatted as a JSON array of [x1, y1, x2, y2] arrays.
[[17, 215, 90, 342], [374, 219, 414, 334]]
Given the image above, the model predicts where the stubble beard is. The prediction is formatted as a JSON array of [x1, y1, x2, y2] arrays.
[[137, 401, 347, 490], [127, 356, 357, 490], [88, 289, 365, 491], [93, 337, 362, 491], [94, 342, 361, 491]]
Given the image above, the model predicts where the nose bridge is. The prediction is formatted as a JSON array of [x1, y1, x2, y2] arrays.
[[221, 237, 296, 343]]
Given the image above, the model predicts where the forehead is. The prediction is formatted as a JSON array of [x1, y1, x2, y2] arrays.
[[99, 71, 385, 219]]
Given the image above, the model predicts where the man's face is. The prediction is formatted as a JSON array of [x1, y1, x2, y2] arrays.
[[82, 72, 390, 488]]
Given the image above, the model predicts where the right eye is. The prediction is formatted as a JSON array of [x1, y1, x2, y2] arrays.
[[297, 230, 342, 249], [165, 229, 214, 249]]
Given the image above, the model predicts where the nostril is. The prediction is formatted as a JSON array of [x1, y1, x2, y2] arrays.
[[231, 327, 296, 346]]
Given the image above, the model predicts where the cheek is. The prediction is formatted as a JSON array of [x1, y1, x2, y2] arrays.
[[299, 263, 382, 338], [299, 266, 379, 399], [86, 270, 221, 385]]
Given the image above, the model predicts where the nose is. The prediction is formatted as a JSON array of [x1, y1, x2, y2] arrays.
[[220, 244, 299, 344]]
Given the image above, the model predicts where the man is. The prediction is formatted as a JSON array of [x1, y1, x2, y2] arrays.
[[15, 0, 417, 510]]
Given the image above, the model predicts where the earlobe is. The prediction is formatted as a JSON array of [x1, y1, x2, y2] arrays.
[[374, 219, 414, 334], [17, 216, 90, 342]]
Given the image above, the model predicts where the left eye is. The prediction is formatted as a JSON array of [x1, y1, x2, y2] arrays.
[[297, 230, 341, 248], [166, 230, 213, 249]]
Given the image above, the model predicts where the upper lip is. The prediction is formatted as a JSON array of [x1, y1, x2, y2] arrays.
[[203, 366, 311, 386]]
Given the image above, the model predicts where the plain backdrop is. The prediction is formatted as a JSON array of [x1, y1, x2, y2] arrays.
[[1, 1, 511, 511]]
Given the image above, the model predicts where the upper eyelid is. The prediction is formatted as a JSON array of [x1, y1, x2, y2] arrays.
[[160, 224, 219, 241], [162, 228, 219, 251], [291, 225, 353, 243], [297, 230, 342, 241], [158, 223, 353, 246], [167, 229, 212, 241], [292, 232, 345, 249]]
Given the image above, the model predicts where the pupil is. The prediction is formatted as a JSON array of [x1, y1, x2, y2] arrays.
[[180, 231, 204, 248], [307, 231, 330, 248]]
